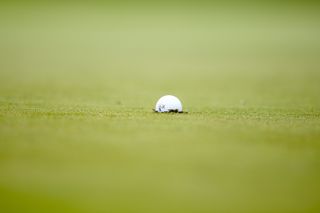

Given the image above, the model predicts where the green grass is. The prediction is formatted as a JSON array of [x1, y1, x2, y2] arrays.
[[0, 3, 320, 213]]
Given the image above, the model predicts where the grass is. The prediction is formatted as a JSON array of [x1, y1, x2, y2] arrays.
[[0, 2, 320, 213]]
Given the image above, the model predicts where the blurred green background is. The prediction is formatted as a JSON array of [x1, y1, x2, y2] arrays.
[[0, 1, 320, 213]]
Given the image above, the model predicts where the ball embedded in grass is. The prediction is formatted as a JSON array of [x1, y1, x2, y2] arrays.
[[154, 95, 183, 113]]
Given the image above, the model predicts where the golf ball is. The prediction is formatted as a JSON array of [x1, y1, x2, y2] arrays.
[[154, 95, 183, 113]]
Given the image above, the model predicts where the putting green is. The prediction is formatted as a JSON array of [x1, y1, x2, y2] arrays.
[[0, 2, 320, 213]]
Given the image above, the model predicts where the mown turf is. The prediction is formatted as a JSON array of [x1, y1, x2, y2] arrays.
[[0, 3, 320, 213]]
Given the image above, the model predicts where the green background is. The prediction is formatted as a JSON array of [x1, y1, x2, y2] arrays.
[[0, 2, 320, 213]]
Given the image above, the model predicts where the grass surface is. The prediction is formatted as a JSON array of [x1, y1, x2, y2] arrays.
[[0, 2, 320, 213]]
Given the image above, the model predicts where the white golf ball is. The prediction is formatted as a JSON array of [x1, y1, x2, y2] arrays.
[[154, 95, 183, 113]]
